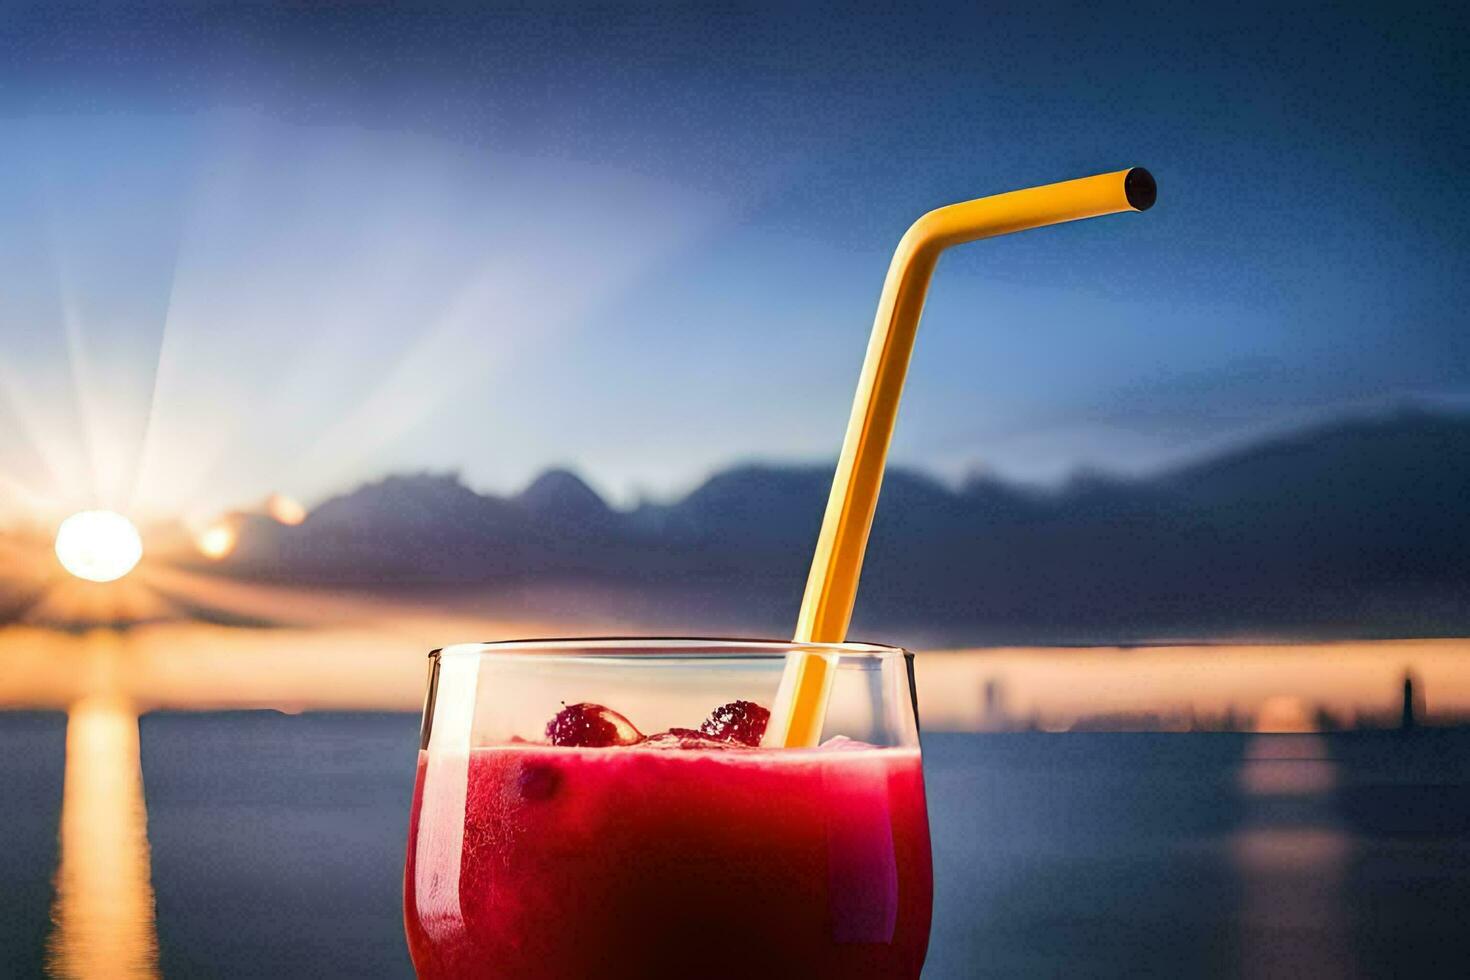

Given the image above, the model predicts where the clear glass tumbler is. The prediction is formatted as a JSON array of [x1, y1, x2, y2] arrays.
[[403, 638, 932, 979]]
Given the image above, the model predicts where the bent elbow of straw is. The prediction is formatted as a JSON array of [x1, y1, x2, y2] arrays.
[[771, 166, 1157, 748], [905, 166, 1155, 257]]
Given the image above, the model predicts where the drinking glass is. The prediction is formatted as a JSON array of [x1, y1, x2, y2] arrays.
[[403, 638, 932, 979]]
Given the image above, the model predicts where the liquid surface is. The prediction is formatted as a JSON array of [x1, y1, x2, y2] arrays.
[[404, 743, 933, 979]]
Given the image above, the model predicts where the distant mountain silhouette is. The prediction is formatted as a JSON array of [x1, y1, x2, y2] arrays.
[[203, 408, 1470, 642], [518, 469, 613, 526]]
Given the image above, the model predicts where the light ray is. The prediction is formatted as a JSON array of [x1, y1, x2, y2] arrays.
[[18, 118, 189, 523], [53, 254, 106, 508], [121, 237, 185, 521], [127, 119, 722, 522], [0, 352, 93, 520], [3, 113, 723, 533], [0, 363, 70, 511]]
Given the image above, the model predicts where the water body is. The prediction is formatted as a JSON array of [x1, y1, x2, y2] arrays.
[[3, 714, 1469, 977], [0, 713, 66, 978]]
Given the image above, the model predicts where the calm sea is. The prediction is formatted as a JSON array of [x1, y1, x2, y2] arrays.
[[3, 712, 1470, 978]]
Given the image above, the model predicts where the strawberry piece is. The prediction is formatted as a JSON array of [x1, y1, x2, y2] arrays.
[[544, 703, 643, 747], [699, 700, 771, 747]]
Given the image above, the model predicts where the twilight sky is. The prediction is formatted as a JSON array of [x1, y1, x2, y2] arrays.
[[0, 2, 1465, 524]]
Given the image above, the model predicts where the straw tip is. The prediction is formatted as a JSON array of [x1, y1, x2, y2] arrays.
[[1124, 168, 1157, 211]]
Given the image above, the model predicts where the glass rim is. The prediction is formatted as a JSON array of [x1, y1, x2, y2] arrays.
[[431, 636, 908, 661]]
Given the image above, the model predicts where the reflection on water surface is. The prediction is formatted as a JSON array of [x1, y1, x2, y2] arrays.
[[46, 696, 158, 979]]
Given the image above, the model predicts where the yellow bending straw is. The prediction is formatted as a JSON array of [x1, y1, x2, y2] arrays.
[[770, 167, 1157, 748]]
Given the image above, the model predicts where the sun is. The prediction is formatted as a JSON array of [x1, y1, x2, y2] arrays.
[[54, 510, 144, 583]]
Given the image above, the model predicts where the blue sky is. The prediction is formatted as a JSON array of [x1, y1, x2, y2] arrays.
[[0, 2, 1465, 522]]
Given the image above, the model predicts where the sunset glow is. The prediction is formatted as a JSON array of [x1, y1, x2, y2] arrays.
[[53, 511, 143, 583], [197, 523, 238, 560], [266, 493, 307, 526]]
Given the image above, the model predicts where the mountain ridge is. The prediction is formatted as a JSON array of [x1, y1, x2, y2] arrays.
[[203, 407, 1470, 642]]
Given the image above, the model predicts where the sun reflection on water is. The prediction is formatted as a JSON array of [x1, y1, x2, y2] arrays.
[[45, 696, 159, 979], [1232, 734, 1354, 976]]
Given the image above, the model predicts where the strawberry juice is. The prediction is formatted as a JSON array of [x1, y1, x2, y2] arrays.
[[404, 730, 931, 978]]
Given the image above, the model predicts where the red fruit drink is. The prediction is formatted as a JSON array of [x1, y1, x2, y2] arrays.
[[404, 742, 932, 979]]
